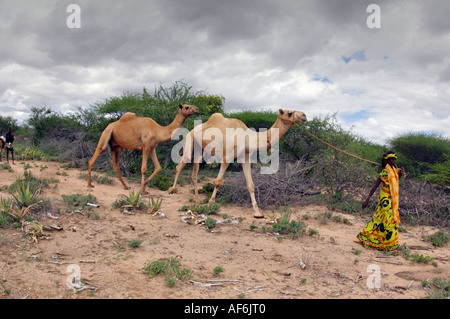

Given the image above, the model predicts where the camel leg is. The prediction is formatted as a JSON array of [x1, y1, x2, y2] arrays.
[[87, 124, 114, 188], [141, 148, 161, 194], [241, 161, 263, 218], [87, 148, 106, 188], [209, 162, 230, 204], [168, 159, 187, 194], [192, 162, 204, 203], [111, 147, 129, 190]]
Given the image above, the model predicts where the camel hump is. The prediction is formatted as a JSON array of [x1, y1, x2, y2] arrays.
[[118, 112, 138, 121]]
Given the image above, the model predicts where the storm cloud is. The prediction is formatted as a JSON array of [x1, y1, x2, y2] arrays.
[[1, 0, 449, 144]]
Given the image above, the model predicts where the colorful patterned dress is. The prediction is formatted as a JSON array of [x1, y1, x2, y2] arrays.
[[357, 168, 399, 251]]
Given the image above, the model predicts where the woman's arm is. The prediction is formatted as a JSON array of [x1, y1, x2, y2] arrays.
[[362, 177, 382, 209]]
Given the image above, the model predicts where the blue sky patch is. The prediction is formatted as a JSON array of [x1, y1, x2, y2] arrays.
[[342, 110, 370, 122], [312, 75, 333, 83], [342, 50, 367, 64]]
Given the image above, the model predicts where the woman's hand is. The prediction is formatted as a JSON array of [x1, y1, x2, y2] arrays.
[[399, 167, 405, 178]]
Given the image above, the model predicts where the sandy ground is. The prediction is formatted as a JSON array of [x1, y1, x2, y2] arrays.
[[0, 160, 448, 300]]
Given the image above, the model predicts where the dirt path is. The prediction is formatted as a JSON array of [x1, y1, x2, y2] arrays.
[[0, 160, 448, 299]]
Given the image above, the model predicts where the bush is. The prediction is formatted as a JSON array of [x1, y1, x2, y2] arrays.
[[400, 179, 449, 227], [62, 193, 97, 210], [271, 208, 307, 238], [389, 132, 450, 177], [425, 230, 450, 247], [143, 257, 193, 287]]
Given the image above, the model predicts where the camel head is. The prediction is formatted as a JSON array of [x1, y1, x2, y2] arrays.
[[179, 104, 199, 117], [278, 109, 307, 124]]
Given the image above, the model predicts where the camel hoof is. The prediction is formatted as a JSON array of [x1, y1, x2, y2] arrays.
[[168, 187, 176, 194], [87, 184, 95, 188], [253, 213, 264, 219]]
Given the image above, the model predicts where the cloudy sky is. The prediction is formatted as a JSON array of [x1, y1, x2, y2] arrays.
[[1, 0, 449, 145]]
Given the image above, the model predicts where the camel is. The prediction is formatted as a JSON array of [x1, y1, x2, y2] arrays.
[[87, 104, 199, 194], [168, 109, 307, 218]]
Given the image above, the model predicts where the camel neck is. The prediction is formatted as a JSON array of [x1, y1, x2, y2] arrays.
[[265, 118, 292, 146], [160, 112, 186, 142]]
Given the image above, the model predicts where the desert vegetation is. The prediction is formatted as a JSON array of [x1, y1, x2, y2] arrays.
[[0, 81, 448, 300], [0, 81, 448, 228]]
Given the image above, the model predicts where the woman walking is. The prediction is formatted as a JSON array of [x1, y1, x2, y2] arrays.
[[357, 151, 405, 251]]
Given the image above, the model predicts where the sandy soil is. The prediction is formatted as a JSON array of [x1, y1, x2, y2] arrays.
[[0, 160, 448, 300]]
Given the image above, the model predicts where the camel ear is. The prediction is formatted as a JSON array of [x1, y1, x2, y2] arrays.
[[279, 109, 284, 115]]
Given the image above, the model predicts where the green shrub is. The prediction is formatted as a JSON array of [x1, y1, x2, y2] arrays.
[[205, 217, 217, 231], [62, 193, 97, 210], [143, 257, 194, 287], [425, 230, 450, 247], [271, 208, 306, 238]]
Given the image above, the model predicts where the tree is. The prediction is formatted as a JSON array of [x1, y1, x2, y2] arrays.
[[389, 132, 450, 177], [0, 115, 18, 135]]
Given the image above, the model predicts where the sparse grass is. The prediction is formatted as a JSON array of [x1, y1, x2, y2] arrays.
[[213, 265, 224, 276], [78, 172, 113, 185], [4, 201, 42, 224], [0, 162, 12, 172], [410, 253, 438, 267], [143, 257, 194, 287], [205, 217, 216, 231], [20, 146, 43, 160], [427, 277, 450, 299], [61, 193, 97, 210], [9, 170, 56, 194], [424, 230, 450, 247], [178, 202, 220, 215], [11, 182, 41, 208], [316, 211, 352, 225], [148, 174, 172, 191], [128, 239, 142, 248], [149, 197, 163, 214], [271, 207, 307, 239], [113, 189, 146, 211], [308, 228, 319, 237]]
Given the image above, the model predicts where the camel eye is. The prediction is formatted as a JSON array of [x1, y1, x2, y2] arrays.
[[288, 112, 293, 117]]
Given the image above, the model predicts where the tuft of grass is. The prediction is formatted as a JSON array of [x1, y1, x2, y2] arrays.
[[428, 277, 450, 299], [205, 217, 217, 231], [62, 193, 97, 210], [149, 197, 163, 214], [79, 172, 113, 185], [271, 208, 306, 239], [213, 265, 224, 276], [113, 189, 145, 211], [143, 257, 193, 287], [4, 201, 42, 224], [410, 253, 438, 267], [128, 239, 142, 248], [11, 183, 41, 208], [424, 230, 450, 247]]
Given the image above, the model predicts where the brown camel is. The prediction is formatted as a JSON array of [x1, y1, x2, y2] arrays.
[[168, 109, 307, 218], [87, 104, 199, 194]]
